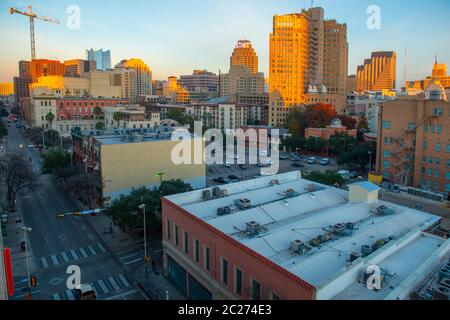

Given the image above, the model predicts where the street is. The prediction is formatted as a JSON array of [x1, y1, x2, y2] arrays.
[[2, 121, 147, 300]]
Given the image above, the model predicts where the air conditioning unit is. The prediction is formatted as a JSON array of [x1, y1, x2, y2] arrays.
[[290, 240, 306, 255], [246, 221, 261, 236], [221, 189, 228, 197], [235, 198, 251, 209], [202, 190, 212, 201], [217, 206, 231, 216], [212, 187, 221, 198], [270, 179, 280, 186]]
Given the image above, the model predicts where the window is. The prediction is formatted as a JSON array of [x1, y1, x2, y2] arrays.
[[221, 258, 228, 286], [166, 220, 171, 241], [235, 268, 243, 296], [251, 279, 261, 300], [382, 121, 391, 129], [408, 123, 415, 131], [204, 246, 211, 271], [446, 184, 450, 192], [183, 231, 189, 254], [436, 143, 442, 152], [436, 158, 441, 165], [433, 108, 444, 116], [195, 240, 200, 263], [435, 170, 440, 178], [422, 141, 427, 150], [447, 160, 450, 168], [446, 172, 450, 180], [434, 181, 439, 190], [446, 145, 450, 153], [174, 225, 179, 247], [383, 160, 391, 169], [384, 150, 391, 158], [437, 125, 443, 134], [428, 168, 433, 177]]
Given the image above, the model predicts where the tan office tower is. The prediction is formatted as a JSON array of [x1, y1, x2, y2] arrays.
[[230, 40, 258, 74], [269, 12, 309, 126], [357, 51, 397, 91], [323, 20, 348, 96], [306, 7, 324, 87]]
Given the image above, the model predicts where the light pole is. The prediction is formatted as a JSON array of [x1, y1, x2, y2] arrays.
[[368, 151, 373, 172], [156, 172, 166, 190], [138, 204, 148, 263], [22, 227, 32, 297], [41, 130, 45, 149]]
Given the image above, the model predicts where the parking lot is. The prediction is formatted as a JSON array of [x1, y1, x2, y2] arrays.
[[206, 152, 343, 187]]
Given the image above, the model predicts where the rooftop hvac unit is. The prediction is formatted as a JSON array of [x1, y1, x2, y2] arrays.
[[361, 245, 373, 257], [290, 240, 306, 255], [217, 206, 232, 216], [270, 179, 280, 186], [212, 187, 221, 198], [349, 252, 361, 263], [440, 278, 450, 289], [439, 268, 450, 281], [246, 221, 261, 236], [285, 189, 300, 198], [375, 205, 396, 216], [235, 198, 252, 210], [433, 286, 450, 300], [202, 190, 212, 201], [221, 189, 229, 197]]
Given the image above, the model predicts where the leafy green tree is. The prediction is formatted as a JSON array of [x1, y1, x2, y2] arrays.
[[113, 111, 122, 128], [304, 171, 344, 187], [338, 141, 376, 173], [305, 137, 326, 153], [96, 122, 105, 130], [0, 107, 8, 117], [327, 132, 356, 156], [283, 134, 305, 152], [0, 121, 7, 138], [45, 112, 55, 128], [93, 106, 103, 119], [42, 150, 71, 175]]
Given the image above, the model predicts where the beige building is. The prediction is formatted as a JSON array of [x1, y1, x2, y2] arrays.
[[163, 76, 191, 104], [104, 105, 160, 129], [230, 40, 259, 74], [269, 7, 348, 127], [220, 65, 265, 99], [357, 51, 397, 91], [64, 59, 96, 78], [115, 58, 152, 95], [376, 84, 450, 194], [406, 60, 450, 91], [72, 128, 206, 201]]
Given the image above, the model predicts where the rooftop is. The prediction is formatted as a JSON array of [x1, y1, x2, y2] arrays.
[[165, 171, 449, 300]]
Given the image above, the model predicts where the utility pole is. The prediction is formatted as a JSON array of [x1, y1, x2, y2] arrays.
[[21, 227, 32, 298], [138, 204, 148, 263]]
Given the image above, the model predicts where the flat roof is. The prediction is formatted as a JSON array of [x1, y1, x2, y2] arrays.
[[166, 171, 447, 298]]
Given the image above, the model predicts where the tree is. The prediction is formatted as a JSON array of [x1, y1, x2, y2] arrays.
[[0, 107, 8, 117], [304, 103, 337, 129], [45, 112, 55, 129], [67, 172, 101, 209], [305, 137, 326, 153], [337, 115, 357, 130], [283, 134, 305, 152], [42, 150, 71, 175], [285, 107, 306, 137], [327, 132, 356, 156], [304, 171, 344, 187], [93, 106, 103, 119], [0, 121, 7, 139], [95, 122, 105, 130], [337, 141, 376, 173], [113, 112, 122, 128], [357, 115, 369, 131], [0, 153, 39, 211]]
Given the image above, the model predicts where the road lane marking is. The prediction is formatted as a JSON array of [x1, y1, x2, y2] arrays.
[[87, 246, 97, 256], [50, 255, 59, 266], [52, 293, 62, 300], [97, 280, 109, 294], [96, 243, 106, 254], [120, 252, 139, 260], [70, 249, 79, 260], [104, 289, 139, 301], [118, 274, 130, 287], [108, 277, 120, 291], [65, 289, 75, 300], [61, 252, 70, 263], [79, 248, 88, 258], [124, 258, 143, 265], [41, 257, 49, 268]]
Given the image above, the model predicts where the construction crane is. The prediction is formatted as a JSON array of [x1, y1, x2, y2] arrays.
[[10, 5, 60, 60]]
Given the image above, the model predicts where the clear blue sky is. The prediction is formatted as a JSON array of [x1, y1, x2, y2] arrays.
[[1, 0, 449, 84]]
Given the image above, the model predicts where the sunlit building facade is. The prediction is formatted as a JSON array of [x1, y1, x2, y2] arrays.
[[116, 58, 152, 96], [30, 59, 65, 83], [357, 52, 397, 92], [406, 60, 450, 90], [230, 40, 259, 74]]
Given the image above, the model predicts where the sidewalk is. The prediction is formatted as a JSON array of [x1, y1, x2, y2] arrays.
[[135, 263, 185, 300]]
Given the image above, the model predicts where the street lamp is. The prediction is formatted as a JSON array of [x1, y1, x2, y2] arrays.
[[138, 204, 148, 264], [156, 172, 166, 189], [368, 151, 373, 172], [21, 227, 32, 297]]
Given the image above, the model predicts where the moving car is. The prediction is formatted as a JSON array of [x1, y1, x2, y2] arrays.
[[213, 177, 230, 184], [320, 158, 330, 166], [307, 157, 317, 164], [228, 175, 241, 183], [291, 163, 305, 168]]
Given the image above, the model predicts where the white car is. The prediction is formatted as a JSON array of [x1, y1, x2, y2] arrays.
[[307, 157, 317, 164], [223, 162, 232, 168]]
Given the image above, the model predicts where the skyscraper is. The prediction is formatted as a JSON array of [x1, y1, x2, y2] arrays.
[[357, 51, 397, 91], [115, 58, 152, 96], [86, 49, 112, 71], [230, 40, 259, 74], [268, 7, 348, 126], [30, 59, 65, 83]]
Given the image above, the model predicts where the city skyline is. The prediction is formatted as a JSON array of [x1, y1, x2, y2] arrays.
[[0, 0, 449, 84]]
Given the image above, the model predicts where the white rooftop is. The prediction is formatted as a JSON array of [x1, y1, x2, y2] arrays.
[[166, 171, 449, 300]]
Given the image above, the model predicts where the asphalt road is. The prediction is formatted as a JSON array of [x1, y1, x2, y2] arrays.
[[3, 122, 146, 300]]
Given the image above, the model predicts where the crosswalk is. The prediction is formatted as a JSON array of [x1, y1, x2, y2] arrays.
[[39, 243, 106, 269], [50, 273, 132, 300], [118, 249, 144, 266], [10, 276, 41, 300]]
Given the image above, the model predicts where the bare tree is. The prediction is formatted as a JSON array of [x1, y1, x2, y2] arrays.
[[0, 153, 40, 211], [67, 171, 101, 209]]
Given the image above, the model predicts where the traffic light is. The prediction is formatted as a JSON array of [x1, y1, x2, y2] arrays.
[[30, 276, 37, 288]]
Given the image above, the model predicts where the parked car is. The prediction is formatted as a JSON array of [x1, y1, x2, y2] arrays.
[[228, 175, 241, 183], [291, 157, 301, 162], [238, 164, 248, 170], [349, 171, 360, 179], [213, 177, 230, 184], [338, 170, 351, 179], [320, 158, 330, 166], [279, 154, 289, 160], [307, 157, 317, 164], [292, 163, 305, 168], [223, 162, 232, 168]]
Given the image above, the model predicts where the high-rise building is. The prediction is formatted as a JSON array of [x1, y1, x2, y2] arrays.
[[0, 83, 14, 96], [116, 59, 152, 96], [230, 40, 259, 74], [376, 81, 450, 194], [220, 66, 265, 99], [323, 20, 348, 96], [109, 68, 137, 101], [86, 49, 112, 71], [163, 76, 190, 104], [30, 59, 65, 83], [19, 60, 30, 77], [179, 70, 219, 100], [357, 51, 397, 91], [269, 7, 348, 127], [64, 59, 97, 78], [406, 59, 450, 90]]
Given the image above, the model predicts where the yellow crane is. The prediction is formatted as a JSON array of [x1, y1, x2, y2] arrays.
[[10, 5, 60, 60]]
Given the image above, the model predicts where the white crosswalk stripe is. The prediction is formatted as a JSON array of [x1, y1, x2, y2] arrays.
[[96, 280, 109, 294], [108, 277, 120, 291], [65, 289, 75, 300], [79, 247, 88, 258], [70, 249, 79, 260], [40, 257, 49, 268], [50, 255, 59, 265], [52, 293, 61, 300], [61, 252, 70, 263], [38, 244, 107, 270], [87, 245, 97, 256], [118, 274, 130, 287], [96, 243, 106, 254]]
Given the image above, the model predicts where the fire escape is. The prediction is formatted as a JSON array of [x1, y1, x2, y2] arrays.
[[392, 114, 439, 185]]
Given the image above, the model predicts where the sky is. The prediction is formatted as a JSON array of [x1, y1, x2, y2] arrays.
[[0, 0, 449, 85]]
